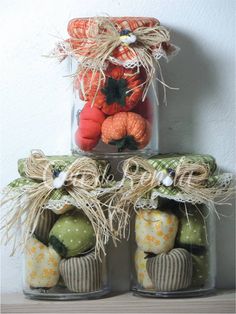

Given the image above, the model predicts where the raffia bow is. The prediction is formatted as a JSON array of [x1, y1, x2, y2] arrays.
[[52, 16, 177, 105], [109, 156, 234, 235], [121, 156, 233, 204], [1, 150, 114, 258]]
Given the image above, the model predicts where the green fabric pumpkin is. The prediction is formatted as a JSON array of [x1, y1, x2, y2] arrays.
[[176, 210, 207, 247], [18, 155, 109, 178], [49, 210, 96, 258], [192, 252, 211, 288]]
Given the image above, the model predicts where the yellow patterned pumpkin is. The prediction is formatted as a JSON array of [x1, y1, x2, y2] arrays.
[[135, 248, 154, 289], [135, 209, 179, 254], [25, 237, 61, 288]]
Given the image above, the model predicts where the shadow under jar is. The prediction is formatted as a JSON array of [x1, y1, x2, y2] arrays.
[[131, 202, 216, 298]]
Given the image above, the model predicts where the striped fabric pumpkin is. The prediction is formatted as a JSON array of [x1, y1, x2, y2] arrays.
[[34, 209, 58, 245], [146, 248, 192, 292], [59, 251, 103, 293]]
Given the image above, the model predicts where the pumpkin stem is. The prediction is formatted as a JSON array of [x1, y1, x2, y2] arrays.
[[109, 135, 139, 152], [49, 235, 68, 257], [102, 77, 129, 107], [144, 252, 157, 259]]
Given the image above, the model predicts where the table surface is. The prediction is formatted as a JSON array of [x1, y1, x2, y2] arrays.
[[1, 290, 235, 314]]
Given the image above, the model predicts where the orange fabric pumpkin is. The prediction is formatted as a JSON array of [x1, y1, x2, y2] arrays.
[[75, 102, 105, 151], [101, 112, 151, 151], [74, 64, 144, 115]]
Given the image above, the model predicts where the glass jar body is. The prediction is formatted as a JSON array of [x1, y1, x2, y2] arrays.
[[22, 208, 109, 300], [71, 62, 159, 157], [131, 201, 216, 298]]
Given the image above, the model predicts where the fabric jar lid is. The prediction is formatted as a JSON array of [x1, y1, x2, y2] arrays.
[[66, 16, 175, 67], [67, 16, 159, 38]]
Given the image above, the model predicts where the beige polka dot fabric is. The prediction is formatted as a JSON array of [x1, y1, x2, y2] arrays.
[[135, 209, 179, 254]]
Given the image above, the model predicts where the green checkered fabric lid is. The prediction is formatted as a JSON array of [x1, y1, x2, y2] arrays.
[[148, 154, 216, 174], [2, 151, 114, 257], [7, 155, 110, 203], [121, 154, 233, 207], [18, 155, 108, 178], [146, 154, 222, 200]]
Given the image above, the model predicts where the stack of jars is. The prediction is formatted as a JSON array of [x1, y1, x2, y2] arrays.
[[24, 16, 174, 300], [14, 16, 221, 301]]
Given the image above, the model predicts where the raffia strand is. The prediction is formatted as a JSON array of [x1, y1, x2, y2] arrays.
[[1, 151, 116, 259]]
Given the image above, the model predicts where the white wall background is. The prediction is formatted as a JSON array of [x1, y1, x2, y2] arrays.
[[0, 0, 235, 293]]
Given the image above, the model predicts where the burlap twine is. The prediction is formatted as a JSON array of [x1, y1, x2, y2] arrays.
[[50, 16, 178, 106], [1, 150, 117, 259], [107, 156, 234, 237]]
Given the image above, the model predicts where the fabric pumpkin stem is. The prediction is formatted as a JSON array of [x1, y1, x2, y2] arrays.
[[75, 64, 145, 115], [102, 77, 129, 107]]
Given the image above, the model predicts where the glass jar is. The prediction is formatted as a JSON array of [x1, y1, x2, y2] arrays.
[[7, 153, 112, 300], [23, 208, 109, 300], [64, 16, 178, 157], [131, 201, 216, 297]]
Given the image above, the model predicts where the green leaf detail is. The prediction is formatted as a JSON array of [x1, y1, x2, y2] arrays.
[[102, 77, 129, 107], [49, 235, 68, 257], [144, 252, 157, 259], [109, 135, 139, 152]]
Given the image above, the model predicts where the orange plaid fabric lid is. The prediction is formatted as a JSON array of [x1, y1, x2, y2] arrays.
[[66, 16, 176, 66], [68, 17, 159, 38]]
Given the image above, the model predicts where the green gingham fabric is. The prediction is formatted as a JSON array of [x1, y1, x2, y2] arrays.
[[18, 155, 79, 177], [18, 156, 109, 178], [148, 154, 216, 174], [9, 177, 35, 188], [140, 154, 231, 202], [7, 156, 110, 203], [8, 178, 68, 201]]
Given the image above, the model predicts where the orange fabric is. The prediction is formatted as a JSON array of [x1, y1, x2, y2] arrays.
[[67, 17, 160, 61], [75, 102, 105, 151], [132, 98, 153, 123], [68, 17, 159, 38], [101, 112, 150, 149], [75, 64, 144, 115]]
